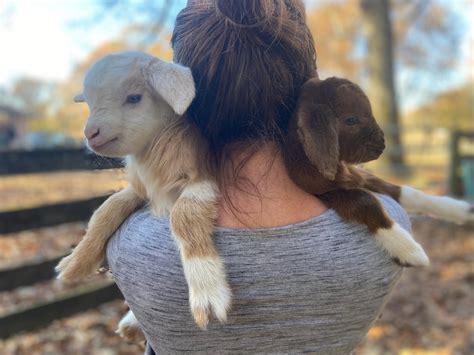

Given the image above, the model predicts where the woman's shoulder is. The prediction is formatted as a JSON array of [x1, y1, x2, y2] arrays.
[[108, 193, 410, 247], [107, 193, 407, 275], [106, 208, 177, 273]]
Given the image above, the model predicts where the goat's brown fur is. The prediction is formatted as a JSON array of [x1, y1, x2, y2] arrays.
[[284, 77, 427, 266], [318, 189, 394, 233], [287, 75, 472, 254], [284, 77, 402, 217]]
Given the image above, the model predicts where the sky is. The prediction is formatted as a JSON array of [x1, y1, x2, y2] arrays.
[[0, 0, 472, 109], [0, 0, 141, 85], [0, 1, 87, 83]]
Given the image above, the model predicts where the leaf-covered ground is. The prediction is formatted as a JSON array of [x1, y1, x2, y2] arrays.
[[355, 218, 474, 355], [0, 217, 472, 354], [0, 170, 126, 212]]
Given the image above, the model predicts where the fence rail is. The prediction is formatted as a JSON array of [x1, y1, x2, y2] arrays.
[[0, 282, 121, 339], [0, 195, 111, 234], [0, 147, 123, 175], [0, 255, 65, 291], [0, 148, 124, 339]]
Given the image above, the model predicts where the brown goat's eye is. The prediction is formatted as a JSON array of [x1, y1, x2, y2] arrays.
[[345, 117, 360, 126]]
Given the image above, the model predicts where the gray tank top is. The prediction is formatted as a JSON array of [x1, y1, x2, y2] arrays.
[[106, 194, 406, 354]]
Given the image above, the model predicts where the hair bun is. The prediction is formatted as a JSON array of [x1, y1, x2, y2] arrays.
[[215, 0, 276, 28]]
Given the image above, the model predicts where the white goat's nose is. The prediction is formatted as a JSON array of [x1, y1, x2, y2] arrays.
[[84, 124, 100, 140]]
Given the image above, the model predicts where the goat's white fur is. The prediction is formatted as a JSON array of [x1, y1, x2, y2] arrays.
[[180, 180, 218, 202], [400, 185, 474, 224], [171, 180, 231, 328], [56, 51, 231, 336], [182, 257, 232, 328], [76, 51, 194, 158]]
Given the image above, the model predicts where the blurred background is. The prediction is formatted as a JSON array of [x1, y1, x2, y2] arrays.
[[0, 0, 472, 354]]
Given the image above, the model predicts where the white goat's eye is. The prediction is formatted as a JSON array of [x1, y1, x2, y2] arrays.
[[126, 94, 142, 104]]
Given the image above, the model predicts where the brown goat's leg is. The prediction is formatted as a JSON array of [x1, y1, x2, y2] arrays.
[[169, 180, 231, 330], [319, 189, 393, 233], [319, 189, 429, 267], [352, 167, 402, 201], [335, 164, 401, 200], [56, 186, 145, 281]]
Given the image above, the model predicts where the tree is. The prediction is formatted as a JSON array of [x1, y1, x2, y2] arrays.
[[306, 0, 361, 80], [360, 0, 404, 173], [12, 78, 52, 115], [306, 0, 464, 174], [407, 82, 474, 131]]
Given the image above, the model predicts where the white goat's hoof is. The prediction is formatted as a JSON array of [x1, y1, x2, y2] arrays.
[[376, 223, 430, 267], [183, 257, 232, 329], [116, 310, 145, 343]]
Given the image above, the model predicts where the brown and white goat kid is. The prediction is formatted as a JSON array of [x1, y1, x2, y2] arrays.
[[55, 52, 231, 331], [285, 77, 473, 266]]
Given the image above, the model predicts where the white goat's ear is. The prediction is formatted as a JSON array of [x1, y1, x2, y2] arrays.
[[74, 93, 85, 102], [147, 59, 195, 115]]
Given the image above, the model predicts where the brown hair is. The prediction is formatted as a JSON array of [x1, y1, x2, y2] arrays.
[[171, 0, 317, 200]]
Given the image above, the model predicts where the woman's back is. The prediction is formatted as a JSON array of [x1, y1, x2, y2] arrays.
[[107, 194, 404, 354]]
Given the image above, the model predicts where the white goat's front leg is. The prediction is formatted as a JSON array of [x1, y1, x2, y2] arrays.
[[400, 186, 474, 224], [56, 186, 144, 281], [168, 180, 231, 330], [116, 309, 145, 343]]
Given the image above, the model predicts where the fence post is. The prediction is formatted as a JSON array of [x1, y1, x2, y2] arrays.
[[448, 131, 461, 196]]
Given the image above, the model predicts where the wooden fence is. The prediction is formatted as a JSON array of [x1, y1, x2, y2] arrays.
[[0, 148, 124, 339]]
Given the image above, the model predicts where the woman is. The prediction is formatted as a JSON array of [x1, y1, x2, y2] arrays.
[[107, 0, 405, 353]]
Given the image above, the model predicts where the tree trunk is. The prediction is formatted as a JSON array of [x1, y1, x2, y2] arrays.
[[360, 0, 406, 175]]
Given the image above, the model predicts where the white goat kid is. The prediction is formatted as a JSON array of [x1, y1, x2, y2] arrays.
[[55, 52, 231, 332]]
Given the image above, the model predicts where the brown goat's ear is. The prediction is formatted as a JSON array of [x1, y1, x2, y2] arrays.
[[297, 103, 339, 180]]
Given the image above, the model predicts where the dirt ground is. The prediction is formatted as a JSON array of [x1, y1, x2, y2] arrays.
[[0, 217, 472, 355]]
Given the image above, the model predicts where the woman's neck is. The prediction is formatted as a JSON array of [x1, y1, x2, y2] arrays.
[[217, 142, 327, 228]]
